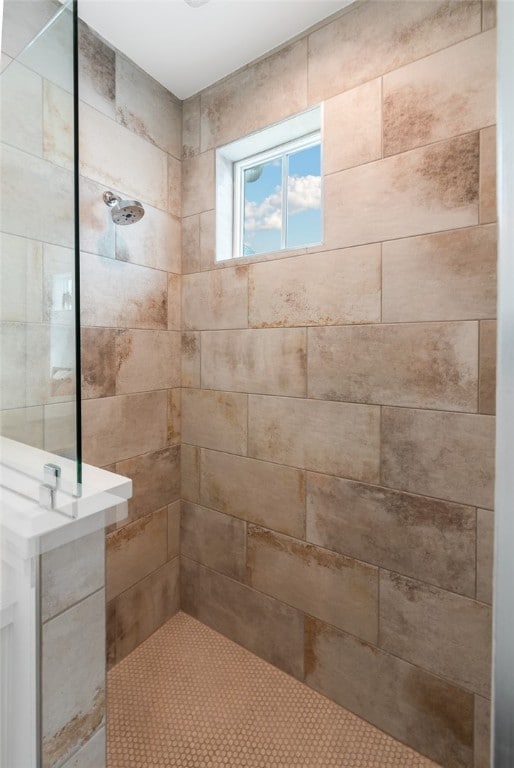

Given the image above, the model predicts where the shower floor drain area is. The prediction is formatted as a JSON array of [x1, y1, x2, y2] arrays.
[[107, 612, 440, 768]]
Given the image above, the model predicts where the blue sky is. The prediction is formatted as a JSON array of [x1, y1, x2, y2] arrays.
[[243, 143, 322, 255]]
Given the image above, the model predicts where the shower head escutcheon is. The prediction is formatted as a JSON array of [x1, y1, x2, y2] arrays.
[[103, 191, 145, 225]]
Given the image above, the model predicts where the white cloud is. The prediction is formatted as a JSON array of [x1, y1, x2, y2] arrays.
[[244, 188, 282, 232], [244, 174, 321, 234], [288, 174, 321, 214]]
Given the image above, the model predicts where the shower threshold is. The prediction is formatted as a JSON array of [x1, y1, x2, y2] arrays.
[[107, 612, 440, 768]]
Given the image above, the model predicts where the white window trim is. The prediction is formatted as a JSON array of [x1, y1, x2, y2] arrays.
[[216, 105, 322, 262]]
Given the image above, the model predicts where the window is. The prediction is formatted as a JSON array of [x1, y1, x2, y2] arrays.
[[216, 106, 322, 261]]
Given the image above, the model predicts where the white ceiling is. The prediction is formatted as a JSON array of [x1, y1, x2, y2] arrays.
[[78, 0, 354, 100]]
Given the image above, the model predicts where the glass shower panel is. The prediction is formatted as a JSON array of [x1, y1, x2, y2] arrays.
[[0, 0, 81, 491]]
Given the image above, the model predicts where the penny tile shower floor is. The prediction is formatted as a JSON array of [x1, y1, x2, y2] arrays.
[[107, 611, 440, 768]]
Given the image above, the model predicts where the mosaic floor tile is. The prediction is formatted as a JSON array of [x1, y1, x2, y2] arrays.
[[107, 611, 440, 768]]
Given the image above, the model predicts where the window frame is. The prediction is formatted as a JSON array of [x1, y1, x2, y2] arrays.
[[233, 131, 322, 259]]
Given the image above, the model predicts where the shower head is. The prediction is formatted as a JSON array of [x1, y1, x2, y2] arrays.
[[103, 191, 145, 225]]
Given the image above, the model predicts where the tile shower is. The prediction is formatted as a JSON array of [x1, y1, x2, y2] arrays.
[[1, 0, 497, 766]]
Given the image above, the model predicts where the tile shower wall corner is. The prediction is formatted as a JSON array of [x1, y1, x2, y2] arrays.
[[179, 3, 496, 767]]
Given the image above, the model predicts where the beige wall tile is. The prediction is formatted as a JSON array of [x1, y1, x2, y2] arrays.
[[181, 443, 200, 503], [115, 329, 180, 394], [79, 22, 115, 119], [81, 253, 168, 330], [44, 401, 76, 457], [0, 233, 43, 323], [42, 591, 105, 768], [305, 617, 474, 768], [81, 327, 117, 400], [0, 406, 44, 448], [79, 176, 115, 259], [474, 695, 491, 768], [60, 725, 105, 768], [249, 395, 380, 482], [308, 0, 481, 102], [41, 530, 104, 622], [181, 502, 246, 581], [1, 144, 74, 247], [168, 500, 181, 560], [201, 328, 307, 397], [182, 151, 214, 217], [168, 154, 182, 217], [379, 571, 492, 697], [181, 557, 304, 679], [325, 134, 479, 249], [106, 600, 116, 669], [182, 332, 201, 388], [115, 205, 181, 274], [183, 266, 248, 330], [167, 387, 181, 446], [116, 558, 180, 661], [43, 79, 73, 170], [200, 40, 307, 151], [182, 95, 200, 158], [482, 0, 496, 30], [324, 78, 381, 174], [382, 407, 495, 508], [383, 31, 495, 156], [0, 60, 42, 156], [115, 445, 180, 526], [182, 389, 247, 455], [248, 526, 378, 643], [308, 322, 479, 412], [106, 508, 168, 600], [82, 391, 168, 466], [382, 225, 497, 322], [2, 0, 58, 59], [480, 126, 497, 224], [80, 103, 168, 211], [249, 246, 380, 328], [200, 211, 215, 268], [306, 473, 476, 597], [479, 320, 496, 415], [116, 53, 182, 158], [181, 214, 201, 274], [168, 272, 181, 330], [477, 508, 494, 604], [200, 449, 305, 538]]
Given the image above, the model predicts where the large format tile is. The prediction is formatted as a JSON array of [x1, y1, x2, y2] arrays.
[[325, 134, 479, 249], [308, 322, 478, 411], [248, 245, 380, 328], [201, 328, 307, 397], [379, 571, 492, 697], [181, 214, 201, 274], [200, 449, 305, 538], [181, 502, 246, 581], [42, 591, 105, 768], [182, 266, 248, 330], [474, 696, 491, 768], [480, 126, 497, 224], [80, 103, 168, 211], [168, 501, 181, 560], [81, 327, 117, 400], [324, 79, 381, 174], [106, 508, 168, 600], [181, 557, 304, 679], [305, 617, 474, 768], [181, 389, 247, 455], [60, 726, 106, 768], [381, 407, 495, 508], [1, 0, 58, 59], [483, 0, 496, 31], [41, 530, 105, 622], [182, 95, 200, 158], [477, 508, 494, 604], [115, 204, 181, 273], [200, 40, 307, 151], [1, 144, 74, 247], [115, 329, 180, 394], [306, 474, 476, 597], [382, 225, 497, 322], [43, 79, 73, 170], [116, 53, 181, 158], [181, 443, 200, 503], [248, 395, 380, 482], [78, 22, 115, 118], [479, 320, 496, 415], [383, 31, 495, 155], [182, 151, 214, 217], [0, 233, 43, 323], [116, 558, 180, 661], [81, 253, 168, 330], [0, 60, 42, 155], [0, 405, 44, 448], [182, 332, 201, 388], [247, 526, 378, 643], [115, 446, 180, 526], [308, 0, 481, 102], [82, 391, 168, 466]]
